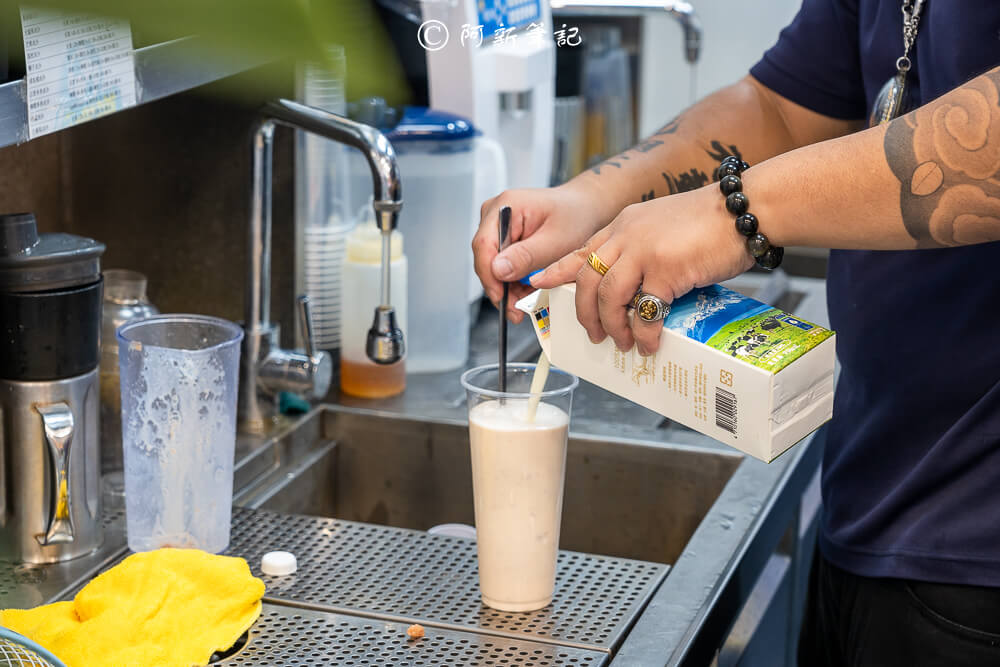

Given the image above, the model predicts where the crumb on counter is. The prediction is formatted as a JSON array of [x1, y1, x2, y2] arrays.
[[406, 624, 425, 639]]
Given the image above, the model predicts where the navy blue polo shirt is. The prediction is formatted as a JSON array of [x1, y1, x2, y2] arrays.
[[751, 1, 1000, 585]]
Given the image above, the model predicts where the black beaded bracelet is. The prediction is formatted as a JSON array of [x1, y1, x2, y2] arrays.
[[714, 156, 783, 270]]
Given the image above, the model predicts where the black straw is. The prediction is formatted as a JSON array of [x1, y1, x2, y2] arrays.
[[498, 206, 512, 393]]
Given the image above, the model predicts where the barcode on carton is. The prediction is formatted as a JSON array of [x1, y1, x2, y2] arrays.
[[715, 386, 737, 436]]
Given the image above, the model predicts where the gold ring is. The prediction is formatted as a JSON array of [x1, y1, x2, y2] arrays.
[[587, 252, 611, 276]]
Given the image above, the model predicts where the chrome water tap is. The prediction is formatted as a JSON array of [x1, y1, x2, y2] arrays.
[[239, 98, 404, 433], [550, 0, 702, 63], [662, 1, 701, 64]]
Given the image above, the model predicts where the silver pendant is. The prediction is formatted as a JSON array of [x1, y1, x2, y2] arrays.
[[869, 69, 912, 127]]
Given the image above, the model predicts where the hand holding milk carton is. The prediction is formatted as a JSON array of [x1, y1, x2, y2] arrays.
[[517, 283, 835, 462]]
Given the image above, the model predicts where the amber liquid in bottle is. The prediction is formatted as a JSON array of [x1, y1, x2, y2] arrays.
[[340, 359, 406, 399]]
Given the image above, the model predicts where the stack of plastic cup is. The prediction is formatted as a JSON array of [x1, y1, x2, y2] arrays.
[[295, 45, 352, 352], [302, 222, 353, 350]]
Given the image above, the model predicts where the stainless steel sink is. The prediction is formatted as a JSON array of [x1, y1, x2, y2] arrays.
[[0, 269, 828, 666], [227, 382, 824, 667], [234, 407, 742, 566]]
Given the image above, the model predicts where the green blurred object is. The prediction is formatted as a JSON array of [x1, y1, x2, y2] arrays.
[[12, 0, 410, 104], [279, 391, 312, 415]]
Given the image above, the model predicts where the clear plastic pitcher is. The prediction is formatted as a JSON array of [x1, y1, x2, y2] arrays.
[[382, 107, 505, 373], [117, 315, 243, 553]]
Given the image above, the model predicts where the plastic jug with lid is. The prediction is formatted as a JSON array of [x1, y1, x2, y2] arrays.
[[385, 107, 505, 373]]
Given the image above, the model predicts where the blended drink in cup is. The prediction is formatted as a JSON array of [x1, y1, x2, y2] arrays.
[[462, 361, 578, 612]]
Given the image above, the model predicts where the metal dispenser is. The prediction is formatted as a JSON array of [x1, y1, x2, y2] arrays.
[[0, 213, 104, 563]]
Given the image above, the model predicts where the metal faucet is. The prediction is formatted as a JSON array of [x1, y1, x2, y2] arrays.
[[662, 1, 701, 64], [239, 98, 405, 433], [549, 0, 702, 63]]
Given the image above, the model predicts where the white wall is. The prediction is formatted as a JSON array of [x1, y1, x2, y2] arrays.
[[638, 0, 801, 137]]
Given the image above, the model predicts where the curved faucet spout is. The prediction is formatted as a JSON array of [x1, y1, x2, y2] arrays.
[[240, 98, 405, 433], [262, 99, 402, 212], [549, 0, 702, 64]]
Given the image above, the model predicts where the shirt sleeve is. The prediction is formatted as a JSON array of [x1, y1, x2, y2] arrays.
[[749, 0, 866, 120]]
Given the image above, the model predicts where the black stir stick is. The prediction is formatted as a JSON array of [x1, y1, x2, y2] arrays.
[[498, 206, 512, 392]]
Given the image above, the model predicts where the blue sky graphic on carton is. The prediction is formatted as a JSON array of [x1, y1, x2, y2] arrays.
[[662, 285, 771, 344]]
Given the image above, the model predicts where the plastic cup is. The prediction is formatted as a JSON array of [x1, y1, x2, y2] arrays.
[[461, 363, 578, 611], [117, 315, 243, 553]]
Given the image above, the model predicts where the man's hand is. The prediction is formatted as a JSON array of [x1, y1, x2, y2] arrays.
[[529, 60, 1000, 354], [473, 184, 610, 323], [532, 184, 753, 356], [472, 74, 859, 330]]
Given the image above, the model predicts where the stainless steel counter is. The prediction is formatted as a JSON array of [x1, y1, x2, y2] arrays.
[[318, 272, 830, 666], [0, 273, 829, 667]]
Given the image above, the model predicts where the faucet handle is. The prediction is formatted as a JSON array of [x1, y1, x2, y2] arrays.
[[297, 295, 319, 359], [297, 294, 333, 398], [256, 294, 332, 400]]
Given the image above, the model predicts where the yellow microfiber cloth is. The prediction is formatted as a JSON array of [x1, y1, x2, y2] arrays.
[[0, 548, 265, 667]]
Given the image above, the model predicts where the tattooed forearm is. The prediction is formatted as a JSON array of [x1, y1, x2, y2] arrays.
[[660, 143, 743, 195], [654, 116, 682, 136], [591, 115, 682, 175], [590, 160, 622, 176], [706, 140, 742, 164], [662, 168, 709, 194], [628, 142, 744, 199], [884, 68, 1000, 247]]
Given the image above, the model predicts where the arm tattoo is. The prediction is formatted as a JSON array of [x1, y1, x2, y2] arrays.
[[662, 168, 709, 194], [654, 116, 682, 136], [660, 143, 742, 195], [706, 140, 742, 164], [591, 115, 682, 175], [632, 142, 744, 201], [884, 68, 1000, 247], [590, 108, 744, 202]]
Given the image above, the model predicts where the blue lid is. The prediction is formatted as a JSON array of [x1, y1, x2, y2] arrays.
[[386, 106, 476, 142]]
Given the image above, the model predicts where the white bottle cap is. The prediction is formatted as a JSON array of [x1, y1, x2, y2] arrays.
[[261, 551, 297, 576], [427, 523, 477, 540]]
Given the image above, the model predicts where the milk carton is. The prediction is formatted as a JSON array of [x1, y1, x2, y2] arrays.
[[516, 284, 835, 462]]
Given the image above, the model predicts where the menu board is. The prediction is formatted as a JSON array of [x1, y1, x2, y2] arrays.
[[20, 7, 137, 139]]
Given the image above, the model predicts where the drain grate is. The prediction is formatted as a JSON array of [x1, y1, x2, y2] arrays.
[[0, 568, 14, 598], [219, 603, 607, 666], [226, 509, 667, 652], [0, 503, 129, 609], [101, 506, 126, 528]]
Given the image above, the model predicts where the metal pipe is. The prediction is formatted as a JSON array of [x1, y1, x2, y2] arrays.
[[246, 121, 275, 331], [550, 0, 702, 63], [663, 1, 701, 64], [380, 227, 392, 308], [262, 99, 402, 213]]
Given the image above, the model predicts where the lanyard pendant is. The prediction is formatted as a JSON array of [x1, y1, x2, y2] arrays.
[[869, 56, 914, 127]]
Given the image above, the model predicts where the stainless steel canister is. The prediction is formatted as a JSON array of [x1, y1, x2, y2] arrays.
[[0, 370, 102, 563], [0, 213, 105, 563]]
